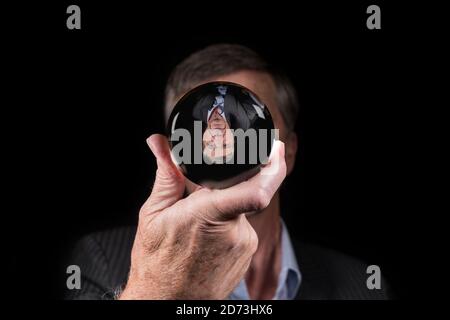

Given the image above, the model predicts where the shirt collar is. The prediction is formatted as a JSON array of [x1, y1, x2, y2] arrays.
[[229, 219, 301, 300]]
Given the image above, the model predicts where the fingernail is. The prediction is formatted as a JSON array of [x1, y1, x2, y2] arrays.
[[146, 137, 153, 149], [146, 138, 158, 158]]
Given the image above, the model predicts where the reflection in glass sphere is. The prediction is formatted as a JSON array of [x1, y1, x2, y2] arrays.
[[167, 82, 276, 189]]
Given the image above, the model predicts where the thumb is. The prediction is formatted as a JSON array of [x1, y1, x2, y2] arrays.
[[140, 134, 185, 215]]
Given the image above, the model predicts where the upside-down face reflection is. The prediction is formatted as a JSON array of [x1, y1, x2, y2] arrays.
[[202, 107, 234, 164]]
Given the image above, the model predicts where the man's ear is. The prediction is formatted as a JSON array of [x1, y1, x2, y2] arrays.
[[284, 132, 298, 176]]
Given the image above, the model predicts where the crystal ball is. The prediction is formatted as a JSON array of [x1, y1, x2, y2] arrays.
[[167, 82, 276, 189]]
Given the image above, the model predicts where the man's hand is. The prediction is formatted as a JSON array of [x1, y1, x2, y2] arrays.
[[119, 134, 286, 299]]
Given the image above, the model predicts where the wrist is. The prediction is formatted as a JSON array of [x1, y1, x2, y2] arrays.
[[118, 273, 169, 300]]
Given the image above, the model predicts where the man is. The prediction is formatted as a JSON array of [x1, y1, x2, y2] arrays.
[[197, 84, 268, 164], [66, 44, 391, 300], [197, 85, 235, 164], [202, 105, 234, 164]]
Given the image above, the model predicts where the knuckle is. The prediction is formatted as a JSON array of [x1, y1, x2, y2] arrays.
[[226, 221, 258, 254], [195, 187, 213, 197], [189, 188, 215, 219], [226, 228, 242, 249], [247, 227, 259, 254], [252, 187, 271, 210]]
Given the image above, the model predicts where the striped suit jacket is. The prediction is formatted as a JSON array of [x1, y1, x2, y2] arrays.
[[65, 226, 391, 300]]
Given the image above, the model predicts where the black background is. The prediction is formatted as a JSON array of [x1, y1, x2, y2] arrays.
[[5, 1, 423, 301]]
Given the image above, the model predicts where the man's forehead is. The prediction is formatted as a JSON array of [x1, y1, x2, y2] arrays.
[[208, 70, 284, 134], [208, 70, 277, 107], [167, 70, 285, 133], [169, 70, 277, 111]]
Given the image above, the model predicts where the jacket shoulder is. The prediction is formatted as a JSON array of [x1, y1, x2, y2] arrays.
[[65, 225, 136, 299], [294, 241, 392, 299]]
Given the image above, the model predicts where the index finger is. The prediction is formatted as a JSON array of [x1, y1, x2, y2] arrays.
[[171, 140, 286, 221]]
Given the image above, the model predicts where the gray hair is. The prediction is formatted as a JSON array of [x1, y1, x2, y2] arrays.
[[164, 44, 299, 131]]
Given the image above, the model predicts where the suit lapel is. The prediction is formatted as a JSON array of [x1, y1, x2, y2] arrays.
[[291, 239, 333, 300]]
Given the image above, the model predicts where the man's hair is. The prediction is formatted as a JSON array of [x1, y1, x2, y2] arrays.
[[164, 44, 299, 131]]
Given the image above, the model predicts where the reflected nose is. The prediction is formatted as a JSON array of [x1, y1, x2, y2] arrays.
[[211, 120, 225, 129]]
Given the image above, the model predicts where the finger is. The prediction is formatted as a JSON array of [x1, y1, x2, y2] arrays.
[[174, 140, 286, 221], [185, 177, 202, 195], [211, 140, 286, 219], [140, 134, 185, 215]]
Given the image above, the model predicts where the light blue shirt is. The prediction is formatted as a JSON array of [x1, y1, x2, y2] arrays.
[[228, 220, 301, 300]]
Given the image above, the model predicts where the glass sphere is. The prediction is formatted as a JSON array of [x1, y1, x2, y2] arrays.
[[167, 82, 276, 189]]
